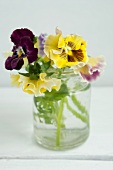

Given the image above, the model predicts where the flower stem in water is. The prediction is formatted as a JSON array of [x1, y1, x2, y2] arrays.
[[56, 98, 65, 147], [71, 95, 88, 115], [64, 97, 89, 126]]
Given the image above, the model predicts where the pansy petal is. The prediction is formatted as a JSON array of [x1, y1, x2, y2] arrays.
[[52, 49, 62, 54], [37, 77, 61, 95], [10, 74, 22, 87], [22, 58, 28, 68], [27, 48, 38, 63], [58, 36, 65, 48], [38, 33, 47, 56], [11, 28, 34, 45], [19, 37, 34, 50], [71, 62, 87, 70], [44, 34, 61, 56], [39, 73, 47, 81], [79, 56, 105, 82], [19, 37, 38, 63], [52, 78, 61, 91], [50, 51, 67, 68], [19, 74, 61, 96], [11, 57, 24, 70], [37, 80, 55, 93], [80, 68, 100, 82], [55, 27, 62, 35], [20, 76, 37, 95], [88, 55, 105, 69], [4, 52, 13, 58], [23, 83, 37, 95], [5, 56, 15, 70], [39, 73, 61, 92]]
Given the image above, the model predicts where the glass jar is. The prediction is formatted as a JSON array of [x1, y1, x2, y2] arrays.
[[33, 73, 91, 150]]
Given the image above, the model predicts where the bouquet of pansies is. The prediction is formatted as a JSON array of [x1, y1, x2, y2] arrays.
[[4, 27, 105, 149], [5, 27, 104, 95]]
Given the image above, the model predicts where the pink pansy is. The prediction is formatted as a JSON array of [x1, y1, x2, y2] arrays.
[[75, 56, 105, 82]]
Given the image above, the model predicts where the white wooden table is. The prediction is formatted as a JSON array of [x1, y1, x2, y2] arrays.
[[0, 87, 113, 170]]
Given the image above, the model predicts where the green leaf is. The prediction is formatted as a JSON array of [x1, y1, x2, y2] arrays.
[[25, 65, 29, 72], [25, 62, 41, 76], [19, 72, 30, 77], [44, 83, 69, 101], [25, 64, 34, 73], [33, 36, 38, 44], [46, 72, 54, 77], [59, 83, 69, 94], [41, 61, 51, 72], [30, 73, 39, 80], [34, 62, 41, 74]]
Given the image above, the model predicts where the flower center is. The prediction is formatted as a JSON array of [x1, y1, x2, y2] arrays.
[[59, 39, 84, 63], [63, 45, 71, 53], [17, 47, 25, 57], [68, 50, 84, 62]]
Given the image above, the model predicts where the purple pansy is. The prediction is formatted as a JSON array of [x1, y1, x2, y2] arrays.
[[5, 28, 38, 70], [38, 33, 47, 57]]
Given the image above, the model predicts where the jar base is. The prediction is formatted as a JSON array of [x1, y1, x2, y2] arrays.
[[34, 127, 89, 150]]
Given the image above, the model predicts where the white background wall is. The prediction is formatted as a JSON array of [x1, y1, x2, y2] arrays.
[[0, 0, 113, 87]]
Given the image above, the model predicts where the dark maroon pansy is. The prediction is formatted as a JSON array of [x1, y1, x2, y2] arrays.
[[5, 53, 24, 70], [5, 28, 38, 70], [19, 37, 38, 63], [11, 28, 34, 45]]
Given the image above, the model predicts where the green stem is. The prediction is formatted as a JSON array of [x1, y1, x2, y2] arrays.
[[56, 98, 65, 146], [64, 97, 89, 126], [71, 95, 88, 115]]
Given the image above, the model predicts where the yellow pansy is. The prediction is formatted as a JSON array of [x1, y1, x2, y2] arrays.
[[41, 73, 61, 91], [37, 73, 61, 94], [43, 56, 51, 62], [10, 73, 61, 96], [10, 74, 22, 87], [19, 76, 38, 95], [44, 30, 88, 68], [44, 34, 61, 57]]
